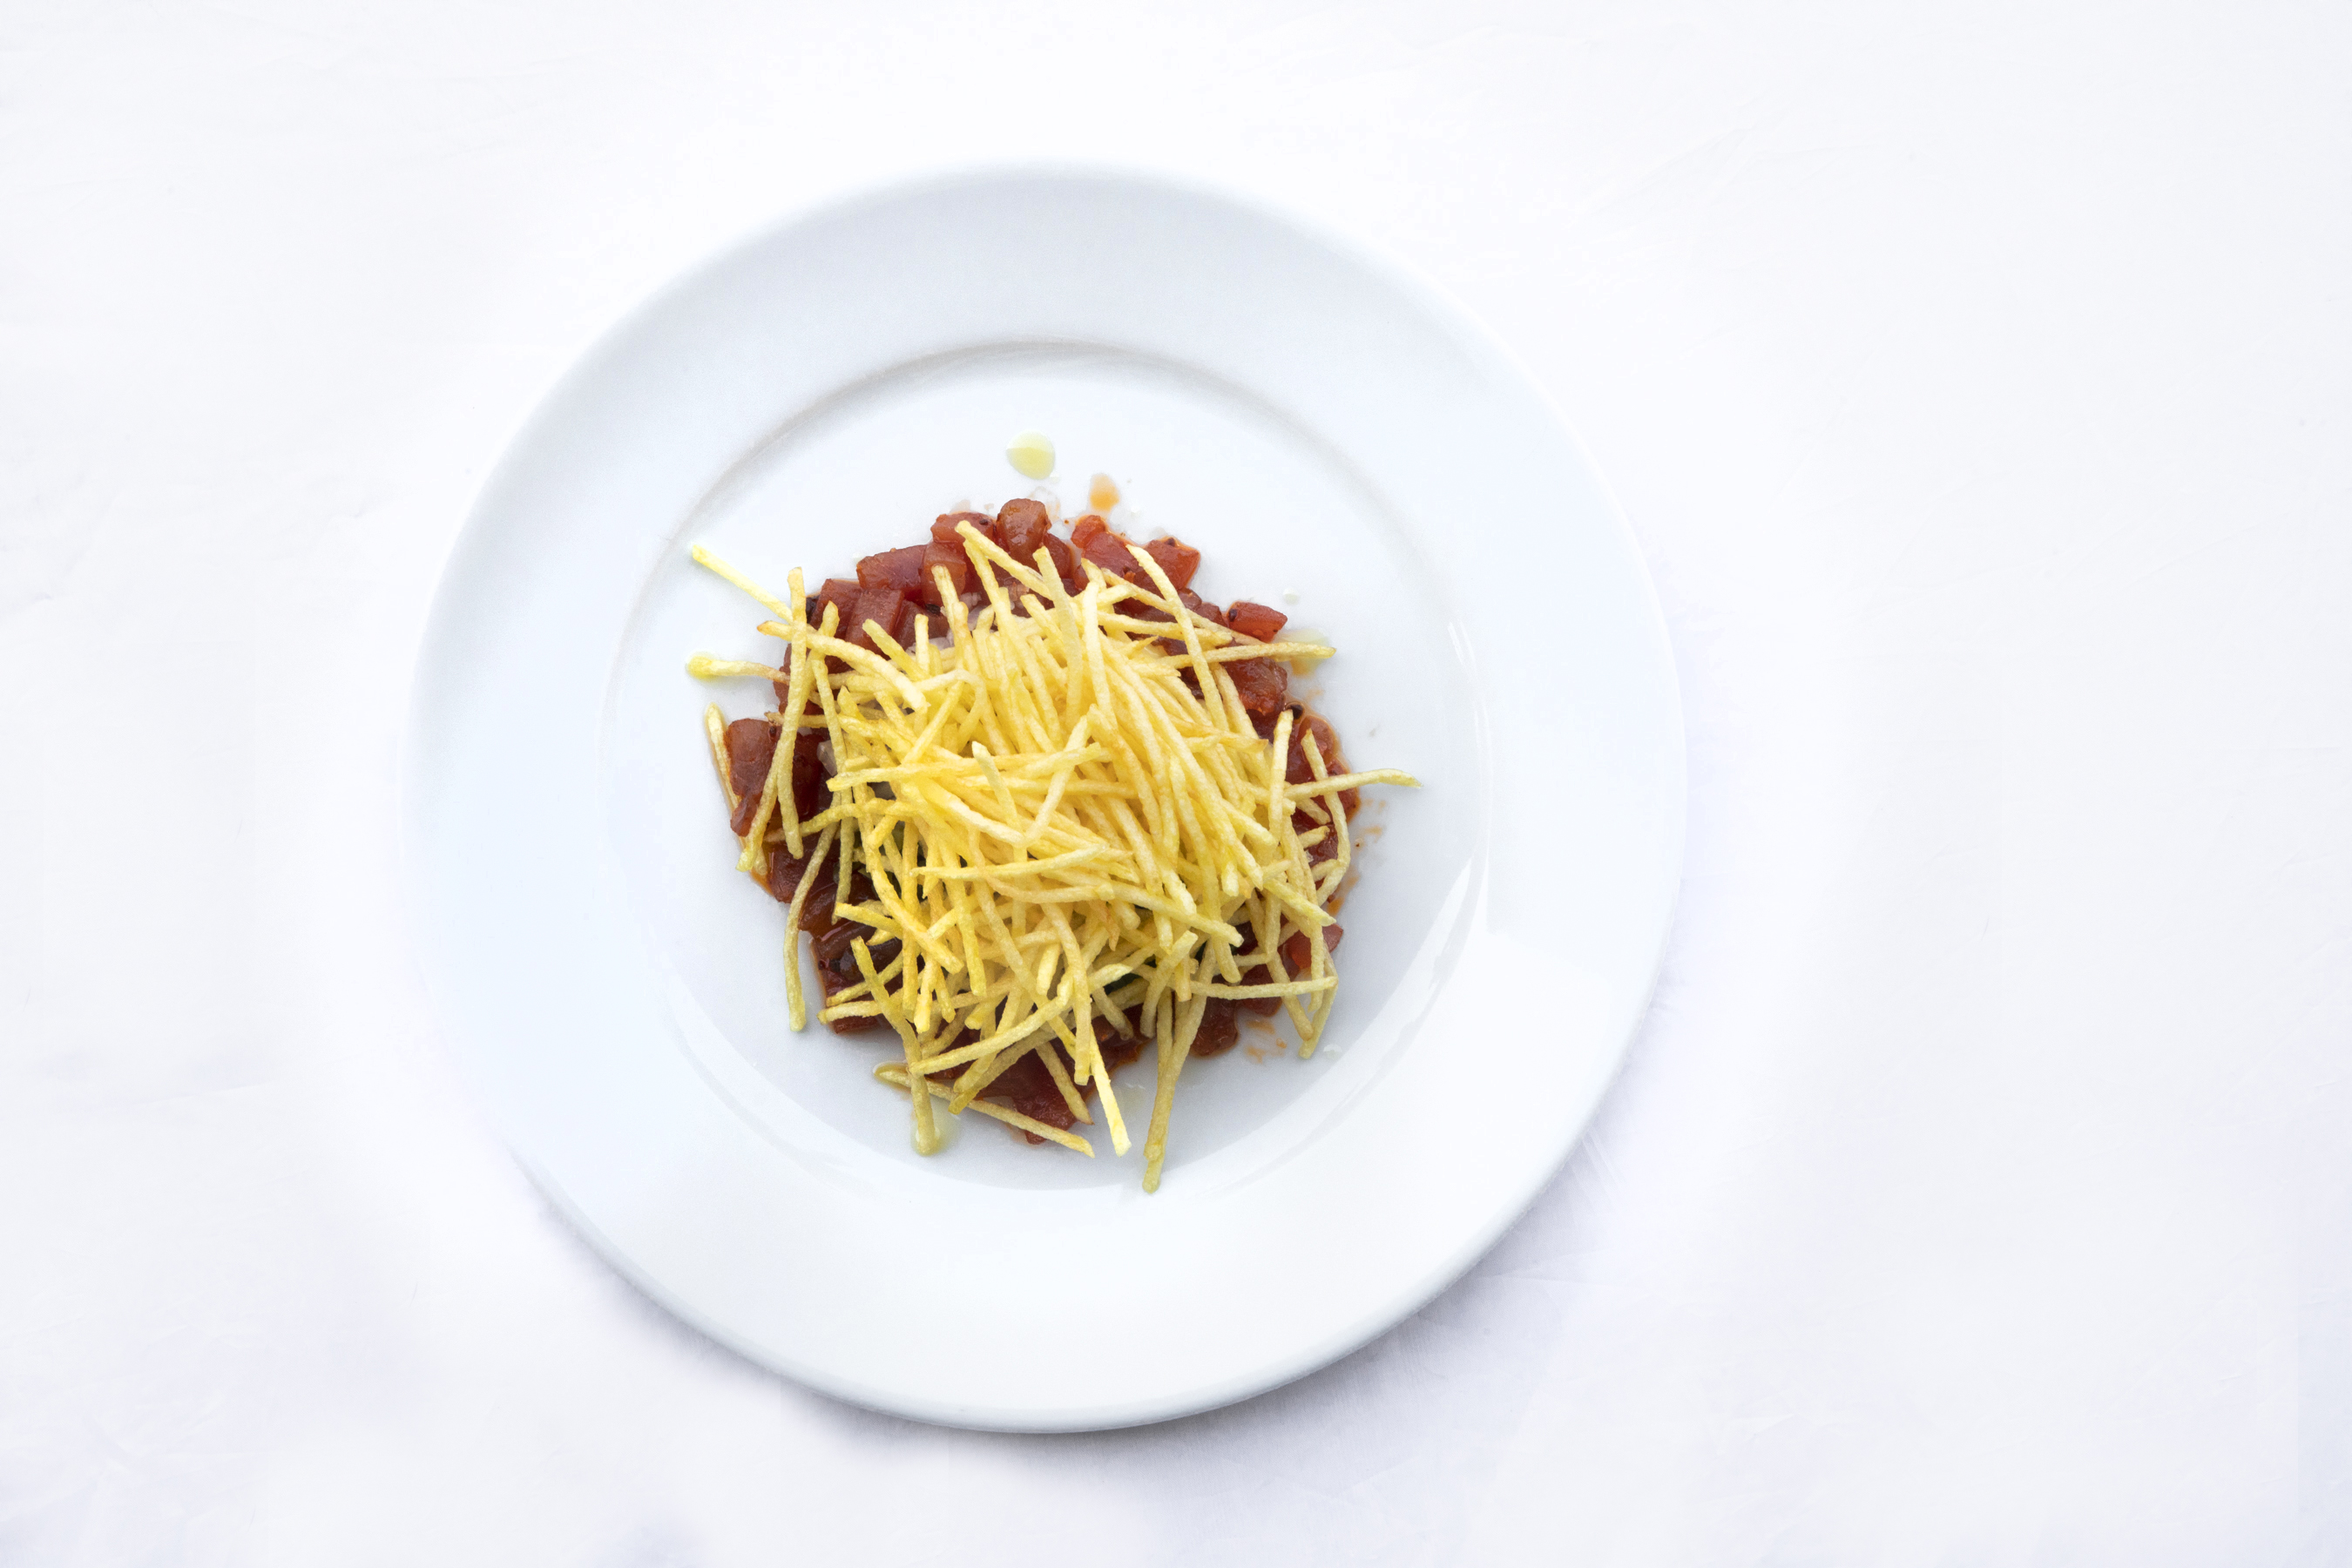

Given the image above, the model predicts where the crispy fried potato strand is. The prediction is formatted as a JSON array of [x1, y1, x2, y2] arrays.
[[690, 532, 1416, 1186]]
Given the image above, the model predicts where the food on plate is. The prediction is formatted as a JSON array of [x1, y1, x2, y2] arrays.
[[687, 495, 1415, 1190]]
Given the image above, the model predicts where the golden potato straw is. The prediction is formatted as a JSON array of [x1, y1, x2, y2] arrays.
[[780, 823, 840, 1032], [704, 703, 737, 814], [875, 1063, 1093, 1154], [688, 532, 1417, 1186]]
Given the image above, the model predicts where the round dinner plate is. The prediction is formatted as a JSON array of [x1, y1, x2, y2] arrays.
[[403, 168, 1684, 1431]]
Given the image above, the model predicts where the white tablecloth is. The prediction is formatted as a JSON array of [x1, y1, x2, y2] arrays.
[[5, 3, 2343, 1562]]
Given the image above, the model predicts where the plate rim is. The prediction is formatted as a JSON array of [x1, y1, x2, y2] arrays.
[[399, 160, 1686, 1430]]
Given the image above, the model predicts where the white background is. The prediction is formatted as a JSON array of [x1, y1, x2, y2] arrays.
[[3, 2, 2344, 1563]]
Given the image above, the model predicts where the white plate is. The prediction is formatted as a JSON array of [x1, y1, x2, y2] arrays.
[[403, 169, 1684, 1430]]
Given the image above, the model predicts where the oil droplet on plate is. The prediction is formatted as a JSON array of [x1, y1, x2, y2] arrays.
[[1006, 430, 1055, 479], [1088, 473, 1121, 511]]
